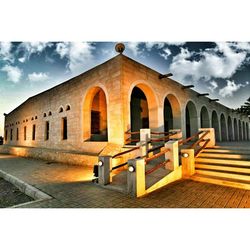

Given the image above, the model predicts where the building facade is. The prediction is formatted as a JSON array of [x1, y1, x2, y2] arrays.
[[3, 54, 250, 154]]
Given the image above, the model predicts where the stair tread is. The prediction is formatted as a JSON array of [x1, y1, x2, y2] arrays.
[[195, 164, 250, 173]]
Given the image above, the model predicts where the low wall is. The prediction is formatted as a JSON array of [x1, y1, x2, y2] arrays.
[[0, 145, 98, 167]]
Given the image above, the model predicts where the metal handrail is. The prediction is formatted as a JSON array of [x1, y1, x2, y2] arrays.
[[147, 144, 164, 153], [112, 146, 140, 158], [178, 131, 203, 146], [145, 159, 170, 175], [111, 161, 128, 171], [125, 131, 140, 135], [195, 138, 210, 156], [145, 148, 170, 164], [188, 130, 210, 149]]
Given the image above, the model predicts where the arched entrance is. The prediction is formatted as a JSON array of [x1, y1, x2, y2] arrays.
[[212, 111, 220, 141], [220, 113, 227, 141], [239, 120, 242, 140], [200, 106, 210, 128], [83, 86, 108, 141], [185, 101, 198, 138], [130, 87, 149, 133], [227, 116, 233, 141], [234, 118, 238, 141], [163, 94, 181, 132]]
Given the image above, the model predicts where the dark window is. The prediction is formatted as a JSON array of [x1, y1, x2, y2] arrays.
[[62, 117, 68, 140], [48, 111, 52, 116], [66, 105, 70, 111], [24, 126, 27, 140], [16, 128, 19, 141], [45, 121, 49, 140], [91, 111, 100, 134], [5, 130, 8, 141], [59, 107, 63, 113], [10, 129, 13, 141], [44, 113, 47, 117], [32, 124, 36, 140]]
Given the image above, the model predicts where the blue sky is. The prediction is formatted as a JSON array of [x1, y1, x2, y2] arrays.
[[0, 41, 250, 137]]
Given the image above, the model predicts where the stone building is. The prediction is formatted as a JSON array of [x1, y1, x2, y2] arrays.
[[3, 50, 250, 159]]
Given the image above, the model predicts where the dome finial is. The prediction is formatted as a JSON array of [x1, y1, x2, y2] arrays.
[[115, 43, 125, 54]]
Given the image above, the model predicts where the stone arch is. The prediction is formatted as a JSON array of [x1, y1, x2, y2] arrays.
[[163, 94, 181, 132], [200, 106, 210, 128], [239, 120, 242, 140], [233, 118, 238, 141], [212, 110, 220, 141], [220, 113, 227, 141], [128, 82, 159, 131], [227, 116, 233, 141], [82, 86, 108, 141], [185, 100, 198, 138]]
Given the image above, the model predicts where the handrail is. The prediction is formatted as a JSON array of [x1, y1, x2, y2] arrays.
[[178, 131, 203, 146], [145, 159, 170, 175], [125, 131, 140, 135], [147, 144, 164, 153], [195, 138, 210, 156], [145, 148, 170, 163], [189, 130, 210, 149], [111, 161, 128, 171], [112, 146, 140, 158], [151, 131, 170, 135]]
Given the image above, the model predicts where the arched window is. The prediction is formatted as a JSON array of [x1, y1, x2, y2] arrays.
[[59, 107, 63, 113], [48, 111, 52, 116], [43, 113, 47, 117], [66, 105, 71, 111]]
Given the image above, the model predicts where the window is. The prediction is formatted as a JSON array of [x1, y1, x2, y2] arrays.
[[62, 117, 68, 140], [66, 105, 71, 111], [44, 113, 47, 117], [48, 111, 52, 116], [10, 129, 13, 141], [16, 128, 19, 141], [45, 121, 49, 140], [24, 126, 27, 140], [59, 107, 63, 113], [5, 130, 8, 141], [32, 124, 36, 140]]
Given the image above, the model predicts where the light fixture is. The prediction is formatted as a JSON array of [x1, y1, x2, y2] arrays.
[[182, 153, 189, 158], [128, 165, 136, 172], [98, 160, 103, 167]]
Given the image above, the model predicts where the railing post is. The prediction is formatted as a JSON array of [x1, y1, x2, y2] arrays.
[[181, 149, 195, 178], [140, 128, 151, 157], [164, 140, 179, 171], [98, 156, 112, 185], [198, 128, 215, 147], [127, 158, 146, 197], [169, 129, 182, 141]]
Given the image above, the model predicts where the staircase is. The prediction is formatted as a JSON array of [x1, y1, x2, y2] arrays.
[[191, 145, 250, 190]]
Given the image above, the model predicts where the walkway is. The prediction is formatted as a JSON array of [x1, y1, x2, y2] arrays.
[[0, 151, 250, 208]]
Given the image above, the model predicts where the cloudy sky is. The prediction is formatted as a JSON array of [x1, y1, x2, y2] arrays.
[[0, 41, 250, 136]]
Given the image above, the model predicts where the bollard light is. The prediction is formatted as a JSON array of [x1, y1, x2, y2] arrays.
[[182, 152, 189, 158], [128, 165, 136, 172], [98, 160, 103, 167]]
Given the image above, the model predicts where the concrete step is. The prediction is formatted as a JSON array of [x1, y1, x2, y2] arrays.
[[198, 153, 250, 160], [195, 169, 250, 182], [195, 157, 250, 167], [190, 173, 250, 190], [195, 163, 250, 174], [202, 148, 250, 155]]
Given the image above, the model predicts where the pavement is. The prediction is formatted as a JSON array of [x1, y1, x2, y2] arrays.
[[1, 151, 250, 208]]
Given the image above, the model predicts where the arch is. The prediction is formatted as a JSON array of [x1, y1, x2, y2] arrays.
[[238, 120, 242, 140], [48, 111, 52, 116], [130, 87, 149, 134], [246, 123, 249, 140], [185, 101, 198, 138], [227, 116, 233, 141], [163, 94, 181, 132], [128, 81, 159, 131], [82, 86, 108, 141], [200, 106, 210, 128], [59, 107, 63, 113], [66, 105, 71, 111], [212, 111, 220, 141], [233, 118, 238, 141], [220, 113, 227, 141]]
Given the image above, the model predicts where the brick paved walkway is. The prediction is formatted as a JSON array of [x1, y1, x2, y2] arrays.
[[0, 154, 250, 208]]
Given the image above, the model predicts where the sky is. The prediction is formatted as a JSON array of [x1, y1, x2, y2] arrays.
[[0, 41, 250, 137]]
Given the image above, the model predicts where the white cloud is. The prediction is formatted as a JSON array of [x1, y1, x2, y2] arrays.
[[0, 42, 13, 62], [1, 65, 22, 83], [159, 47, 171, 60], [28, 72, 49, 82], [219, 80, 245, 98], [55, 42, 95, 75], [145, 42, 165, 51], [169, 42, 247, 83], [18, 42, 53, 62], [126, 42, 141, 56], [166, 42, 186, 46], [208, 80, 218, 93]]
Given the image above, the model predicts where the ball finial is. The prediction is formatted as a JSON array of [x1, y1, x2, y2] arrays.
[[115, 43, 125, 54]]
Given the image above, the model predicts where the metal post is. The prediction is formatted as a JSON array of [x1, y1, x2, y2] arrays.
[[98, 156, 112, 185]]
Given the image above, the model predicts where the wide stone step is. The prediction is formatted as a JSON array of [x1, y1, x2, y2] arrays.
[[202, 149, 250, 155], [198, 153, 250, 160], [195, 157, 250, 167], [190, 174, 250, 190], [195, 163, 250, 174], [195, 169, 250, 182]]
